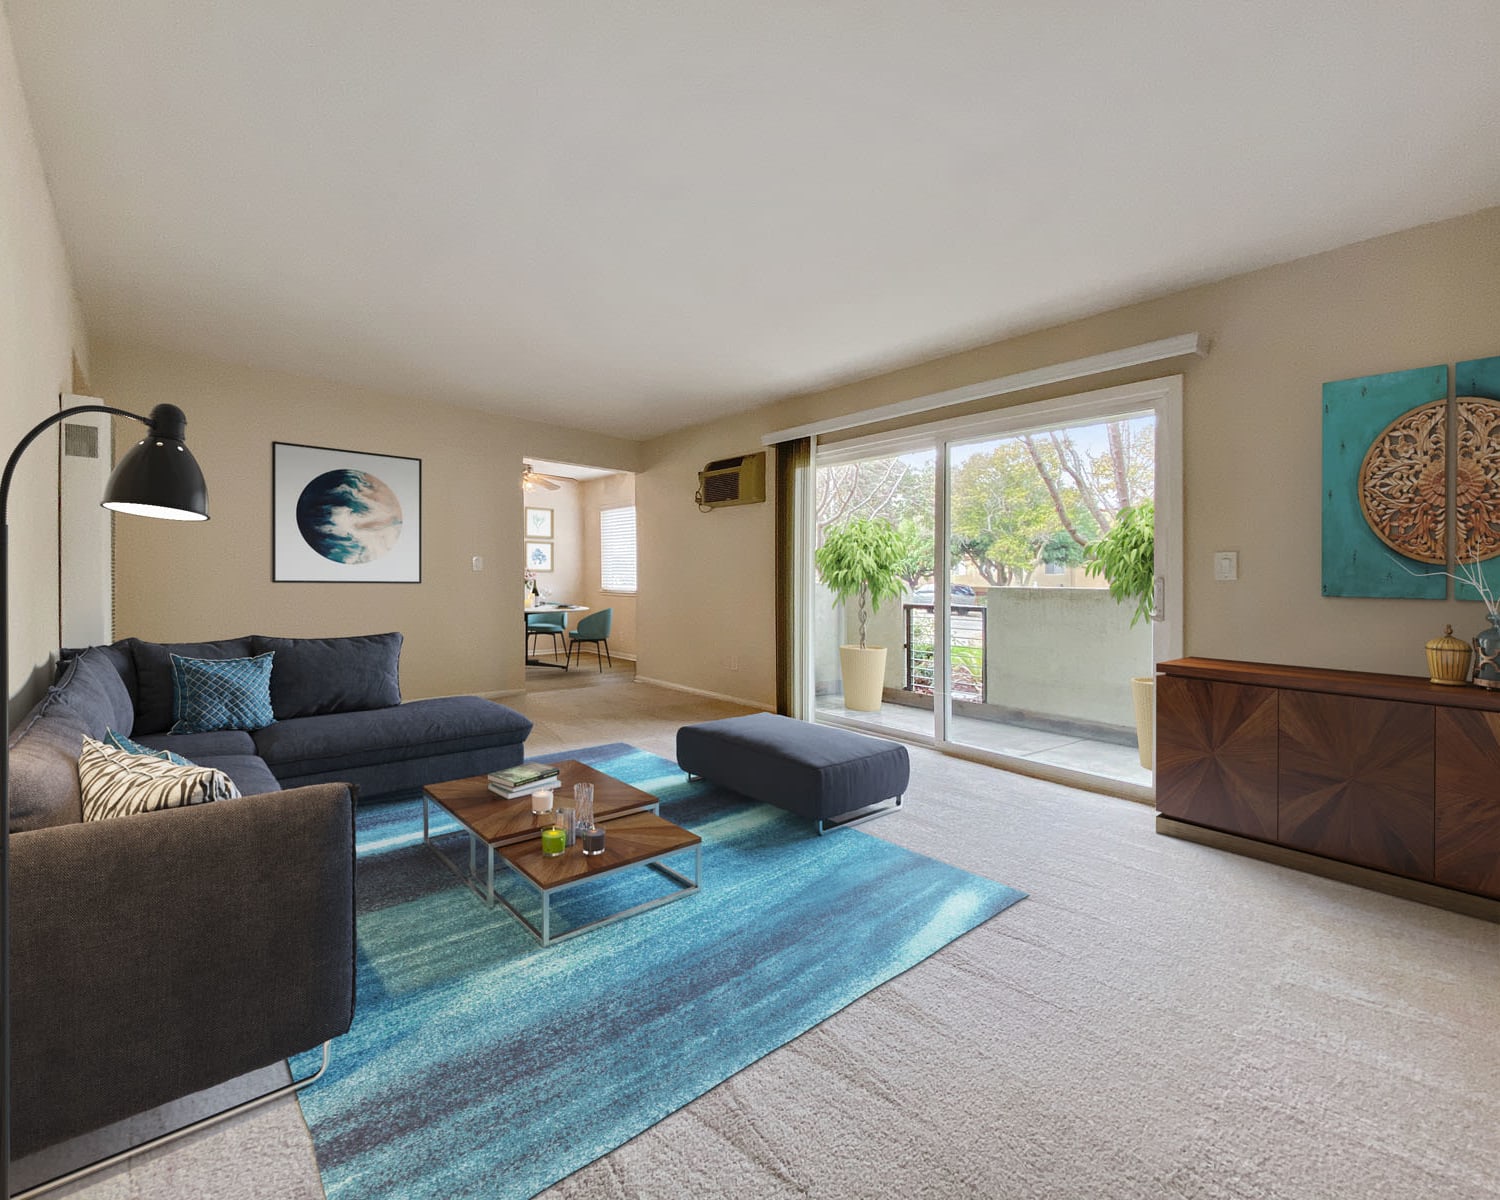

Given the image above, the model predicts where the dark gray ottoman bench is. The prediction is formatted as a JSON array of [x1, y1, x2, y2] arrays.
[[676, 712, 908, 834]]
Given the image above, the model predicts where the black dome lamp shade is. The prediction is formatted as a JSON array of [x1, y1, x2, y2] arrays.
[[101, 403, 209, 521]]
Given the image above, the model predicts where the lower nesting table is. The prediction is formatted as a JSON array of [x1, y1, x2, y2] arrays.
[[422, 759, 701, 945], [497, 811, 701, 946]]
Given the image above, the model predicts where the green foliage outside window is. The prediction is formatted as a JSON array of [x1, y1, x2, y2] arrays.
[[1083, 500, 1155, 626]]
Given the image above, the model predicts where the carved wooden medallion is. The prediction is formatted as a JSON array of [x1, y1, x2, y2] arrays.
[[1454, 396, 1500, 562], [1358, 399, 1446, 564]]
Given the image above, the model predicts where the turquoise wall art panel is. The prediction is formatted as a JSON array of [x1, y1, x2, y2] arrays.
[[1453, 353, 1500, 603], [1322, 364, 1449, 598]]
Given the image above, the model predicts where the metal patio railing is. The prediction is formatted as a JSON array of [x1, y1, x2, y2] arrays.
[[902, 602, 986, 702]]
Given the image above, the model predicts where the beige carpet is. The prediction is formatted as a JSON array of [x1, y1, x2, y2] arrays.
[[33, 678, 1500, 1199]]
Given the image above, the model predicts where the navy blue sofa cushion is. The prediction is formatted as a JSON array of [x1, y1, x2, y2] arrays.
[[51, 648, 136, 738], [194, 754, 284, 798], [676, 712, 910, 822], [273, 744, 524, 797], [253, 632, 403, 719], [134, 730, 258, 759], [252, 696, 531, 778], [127, 637, 255, 735], [8, 649, 139, 832]]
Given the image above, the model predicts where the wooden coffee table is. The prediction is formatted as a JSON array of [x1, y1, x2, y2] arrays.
[[496, 811, 701, 946], [422, 760, 660, 908]]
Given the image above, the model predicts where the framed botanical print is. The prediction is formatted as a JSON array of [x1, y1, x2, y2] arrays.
[[525, 507, 553, 538], [525, 541, 554, 572]]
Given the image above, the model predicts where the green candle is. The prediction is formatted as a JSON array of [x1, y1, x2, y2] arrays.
[[540, 827, 567, 856]]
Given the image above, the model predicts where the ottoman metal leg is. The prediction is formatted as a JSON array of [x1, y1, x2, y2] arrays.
[[818, 794, 904, 835]]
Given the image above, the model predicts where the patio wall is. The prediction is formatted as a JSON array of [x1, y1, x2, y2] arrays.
[[982, 588, 1152, 728], [831, 587, 1152, 728]]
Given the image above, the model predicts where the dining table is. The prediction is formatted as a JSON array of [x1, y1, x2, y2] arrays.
[[524, 603, 589, 669]]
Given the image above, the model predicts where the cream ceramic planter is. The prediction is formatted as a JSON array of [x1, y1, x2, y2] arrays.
[[839, 645, 888, 712], [1131, 675, 1155, 770]]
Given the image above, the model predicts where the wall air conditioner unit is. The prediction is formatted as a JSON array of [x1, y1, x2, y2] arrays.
[[696, 451, 766, 510]]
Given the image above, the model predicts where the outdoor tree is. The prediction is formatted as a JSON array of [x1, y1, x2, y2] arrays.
[[812, 416, 1153, 588], [948, 442, 1063, 584], [891, 518, 933, 589]]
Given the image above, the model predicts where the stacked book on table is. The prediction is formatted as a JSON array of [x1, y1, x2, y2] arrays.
[[488, 762, 561, 800]]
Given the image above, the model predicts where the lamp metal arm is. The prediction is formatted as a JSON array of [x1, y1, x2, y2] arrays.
[[0, 405, 147, 524]]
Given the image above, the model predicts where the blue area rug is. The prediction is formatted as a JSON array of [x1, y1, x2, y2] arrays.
[[294, 743, 1025, 1199]]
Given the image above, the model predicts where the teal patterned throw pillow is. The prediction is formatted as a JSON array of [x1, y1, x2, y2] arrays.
[[169, 653, 276, 734], [105, 728, 195, 768]]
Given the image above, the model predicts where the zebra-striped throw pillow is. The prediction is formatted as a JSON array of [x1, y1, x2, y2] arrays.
[[78, 736, 240, 822]]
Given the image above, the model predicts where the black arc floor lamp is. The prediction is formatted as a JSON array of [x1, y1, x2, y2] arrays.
[[1, 401, 208, 1199]]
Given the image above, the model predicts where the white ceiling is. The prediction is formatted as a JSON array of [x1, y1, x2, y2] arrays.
[[9, 2, 1500, 440]]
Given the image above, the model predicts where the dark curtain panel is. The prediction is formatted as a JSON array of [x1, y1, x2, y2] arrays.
[[774, 437, 811, 715]]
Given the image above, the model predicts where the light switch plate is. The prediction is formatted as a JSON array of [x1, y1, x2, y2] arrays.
[[1213, 551, 1238, 581], [472, 556, 484, 572]]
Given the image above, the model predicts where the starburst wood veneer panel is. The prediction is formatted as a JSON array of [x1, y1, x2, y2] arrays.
[[1277, 691, 1434, 879], [1156, 675, 1279, 840], [1436, 708, 1500, 898]]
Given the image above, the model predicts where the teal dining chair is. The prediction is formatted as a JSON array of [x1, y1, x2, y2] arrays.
[[525, 609, 568, 661], [566, 608, 613, 671]]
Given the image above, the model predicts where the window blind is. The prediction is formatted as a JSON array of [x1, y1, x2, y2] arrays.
[[600, 506, 637, 592]]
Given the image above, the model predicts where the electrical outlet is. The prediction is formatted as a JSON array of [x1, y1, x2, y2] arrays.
[[471, 555, 483, 572], [727, 655, 740, 671], [1213, 551, 1238, 581]]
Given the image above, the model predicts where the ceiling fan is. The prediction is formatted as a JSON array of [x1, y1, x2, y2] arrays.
[[521, 462, 565, 492]]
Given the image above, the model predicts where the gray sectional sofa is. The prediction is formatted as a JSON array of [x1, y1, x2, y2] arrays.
[[7, 632, 532, 1159]]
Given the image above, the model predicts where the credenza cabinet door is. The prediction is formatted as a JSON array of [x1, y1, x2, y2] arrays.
[[1435, 708, 1500, 899], [1156, 675, 1279, 840], [1278, 691, 1434, 879]]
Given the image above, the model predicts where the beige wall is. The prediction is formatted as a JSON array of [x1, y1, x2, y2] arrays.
[[527, 481, 581, 604], [636, 206, 1500, 705], [577, 473, 637, 658], [97, 342, 639, 700], [1, 9, 89, 720], [638, 424, 774, 704]]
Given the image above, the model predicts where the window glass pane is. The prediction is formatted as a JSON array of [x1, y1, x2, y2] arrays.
[[601, 506, 637, 592]]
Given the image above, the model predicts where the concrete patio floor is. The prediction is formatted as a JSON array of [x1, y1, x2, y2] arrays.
[[813, 697, 1152, 790]]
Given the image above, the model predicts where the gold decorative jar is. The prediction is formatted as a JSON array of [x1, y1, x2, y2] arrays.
[[1426, 624, 1473, 685]]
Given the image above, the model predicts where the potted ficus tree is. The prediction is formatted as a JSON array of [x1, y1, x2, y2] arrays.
[[1084, 500, 1156, 769], [815, 515, 907, 712]]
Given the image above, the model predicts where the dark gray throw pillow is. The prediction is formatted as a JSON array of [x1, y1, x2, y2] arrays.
[[126, 637, 256, 735], [252, 632, 402, 718]]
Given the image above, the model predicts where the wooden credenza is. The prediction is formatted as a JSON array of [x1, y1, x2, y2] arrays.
[[1156, 658, 1500, 916]]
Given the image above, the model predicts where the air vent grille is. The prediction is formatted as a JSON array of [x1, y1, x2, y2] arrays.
[[63, 423, 100, 459], [703, 473, 742, 504]]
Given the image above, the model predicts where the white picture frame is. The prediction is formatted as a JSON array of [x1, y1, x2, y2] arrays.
[[273, 442, 422, 583]]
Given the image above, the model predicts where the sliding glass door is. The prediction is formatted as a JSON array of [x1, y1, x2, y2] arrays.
[[804, 377, 1181, 796], [943, 410, 1156, 786]]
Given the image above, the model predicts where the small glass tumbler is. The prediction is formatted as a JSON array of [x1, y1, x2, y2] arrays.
[[573, 782, 594, 830], [555, 805, 577, 846]]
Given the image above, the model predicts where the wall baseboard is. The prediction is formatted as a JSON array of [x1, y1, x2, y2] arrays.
[[633, 675, 773, 712]]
